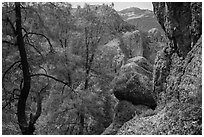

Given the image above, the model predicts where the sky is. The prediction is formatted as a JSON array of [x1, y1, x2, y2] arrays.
[[70, 2, 153, 11]]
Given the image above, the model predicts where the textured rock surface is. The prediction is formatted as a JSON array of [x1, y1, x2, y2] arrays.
[[117, 102, 201, 135], [152, 2, 202, 105], [113, 72, 156, 109], [101, 101, 137, 135], [116, 2, 202, 135], [127, 56, 153, 73], [142, 31, 166, 64], [122, 30, 143, 58], [120, 62, 152, 80], [113, 57, 156, 109], [148, 28, 162, 42], [102, 101, 151, 135], [102, 55, 157, 135], [165, 36, 202, 104], [152, 2, 202, 57], [99, 38, 124, 74]]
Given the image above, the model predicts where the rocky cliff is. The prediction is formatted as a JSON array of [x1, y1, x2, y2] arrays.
[[152, 2, 202, 106], [103, 2, 202, 135]]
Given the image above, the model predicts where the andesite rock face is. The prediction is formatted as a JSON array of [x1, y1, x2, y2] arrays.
[[152, 2, 202, 57], [127, 56, 153, 73], [102, 101, 151, 135], [112, 57, 156, 109], [113, 2, 202, 135], [122, 30, 143, 58], [148, 28, 162, 42], [117, 36, 202, 135], [152, 2, 202, 105], [102, 47, 157, 135], [103, 2, 202, 135]]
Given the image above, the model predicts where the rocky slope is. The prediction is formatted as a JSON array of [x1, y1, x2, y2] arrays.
[[103, 2, 202, 135], [117, 36, 202, 135], [101, 30, 163, 135]]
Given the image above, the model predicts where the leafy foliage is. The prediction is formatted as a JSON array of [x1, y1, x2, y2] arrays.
[[2, 2, 121, 135]]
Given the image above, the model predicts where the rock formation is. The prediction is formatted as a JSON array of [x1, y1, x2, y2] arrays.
[[102, 55, 157, 135], [117, 36, 202, 135], [152, 2, 202, 57], [148, 28, 162, 42], [115, 2, 202, 135], [142, 30, 166, 64], [102, 101, 138, 135], [122, 30, 143, 58], [152, 2, 202, 105], [102, 101, 152, 135], [113, 56, 156, 109], [116, 30, 144, 64], [127, 56, 153, 73]]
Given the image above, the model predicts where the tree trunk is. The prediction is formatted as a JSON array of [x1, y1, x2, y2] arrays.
[[15, 2, 35, 135], [79, 112, 85, 135]]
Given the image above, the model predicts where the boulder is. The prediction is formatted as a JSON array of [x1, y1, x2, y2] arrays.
[[113, 71, 156, 110], [120, 62, 152, 80], [148, 28, 162, 42], [122, 30, 143, 58], [102, 101, 150, 135], [127, 56, 153, 73], [102, 100, 137, 135], [97, 38, 124, 74], [112, 56, 156, 109], [142, 31, 166, 64]]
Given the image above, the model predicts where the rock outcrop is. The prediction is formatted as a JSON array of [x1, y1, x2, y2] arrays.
[[148, 28, 162, 42], [116, 2, 202, 135], [102, 55, 157, 135], [142, 30, 166, 64], [113, 57, 156, 110], [152, 2, 202, 57], [102, 101, 152, 135], [127, 56, 153, 73], [122, 30, 143, 58], [117, 31, 202, 136], [102, 101, 138, 135], [152, 2, 202, 105]]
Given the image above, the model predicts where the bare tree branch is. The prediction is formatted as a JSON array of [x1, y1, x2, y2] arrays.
[[38, 65, 48, 75], [23, 32, 55, 52], [2, 40, 16, 46], [6, 16, 16, 35], [3, 88, 20, 110], [3, 97, 19, 110], [25, 41, 45, 60], [2, 61, 21, 82], [30, 73, 75, 92]]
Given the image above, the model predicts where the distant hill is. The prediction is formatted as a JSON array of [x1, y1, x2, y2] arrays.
[[118, 7, 164, 33], [72, 4, 136, 33]]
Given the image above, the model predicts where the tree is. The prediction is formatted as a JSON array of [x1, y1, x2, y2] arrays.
[[2, 2, 118, 135], [2, 2, 74, 134], [15, 2, 40, 134]]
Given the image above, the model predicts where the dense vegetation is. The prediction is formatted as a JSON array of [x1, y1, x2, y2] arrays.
[[2, 2, 132, 134]]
